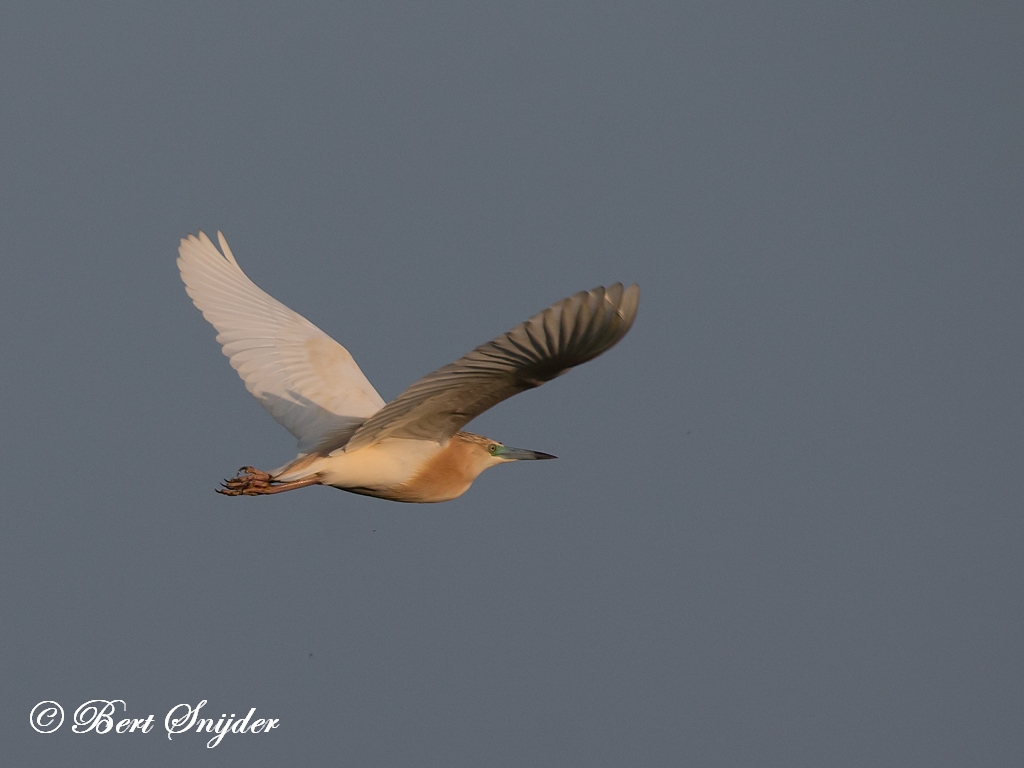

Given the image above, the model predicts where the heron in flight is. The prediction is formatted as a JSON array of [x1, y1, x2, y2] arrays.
[[178, 232, 639, 502]]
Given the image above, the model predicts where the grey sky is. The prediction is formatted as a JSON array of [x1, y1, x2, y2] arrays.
[[2, 3, 1022, 766]]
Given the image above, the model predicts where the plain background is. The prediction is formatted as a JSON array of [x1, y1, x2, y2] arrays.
[[2, 3, 1022, 765]]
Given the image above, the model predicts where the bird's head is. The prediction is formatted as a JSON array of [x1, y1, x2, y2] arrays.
[[456, 432, 557, 475]]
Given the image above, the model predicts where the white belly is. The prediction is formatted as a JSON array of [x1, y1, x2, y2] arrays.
[[277, 439, 446, 494]]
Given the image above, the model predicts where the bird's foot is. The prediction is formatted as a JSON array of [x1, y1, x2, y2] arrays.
[[218, 466, 275, 496]]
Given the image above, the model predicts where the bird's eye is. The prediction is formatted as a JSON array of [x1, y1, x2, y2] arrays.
[[488, 444, 499, 454]]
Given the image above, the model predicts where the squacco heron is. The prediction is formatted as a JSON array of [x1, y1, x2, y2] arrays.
[[178, 232, 639, 502]]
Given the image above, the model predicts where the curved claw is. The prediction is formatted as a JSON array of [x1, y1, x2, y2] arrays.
[[216, 465, 275, 496]]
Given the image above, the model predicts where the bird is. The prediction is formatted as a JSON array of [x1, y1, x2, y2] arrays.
[[177, 231, 639, 503]]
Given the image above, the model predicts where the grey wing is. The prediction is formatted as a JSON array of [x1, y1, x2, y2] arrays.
[[344, 284, 639, 450]]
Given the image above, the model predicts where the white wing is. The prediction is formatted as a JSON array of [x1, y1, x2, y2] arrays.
[[345, 284, 639, 451], [177, 231, 386, 454]]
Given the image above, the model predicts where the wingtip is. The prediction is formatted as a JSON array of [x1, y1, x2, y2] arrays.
[[177, 229, 237, 267], [178, 230, 199, 249], [620, 283, 640, 324]]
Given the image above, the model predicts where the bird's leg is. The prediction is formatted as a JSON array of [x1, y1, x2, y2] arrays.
[[217, 466, 321, 496]]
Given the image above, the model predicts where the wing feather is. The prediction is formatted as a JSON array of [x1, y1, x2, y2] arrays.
[[344, 284, 639, 450], [177, 231, 386, 453]]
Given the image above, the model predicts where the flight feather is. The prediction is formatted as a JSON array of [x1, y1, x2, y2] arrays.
[[177, 231, 386, 454], [344, 283, 639, 450]]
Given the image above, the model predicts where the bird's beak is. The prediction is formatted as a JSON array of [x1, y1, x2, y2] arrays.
[[495, 445, 557, 461]]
